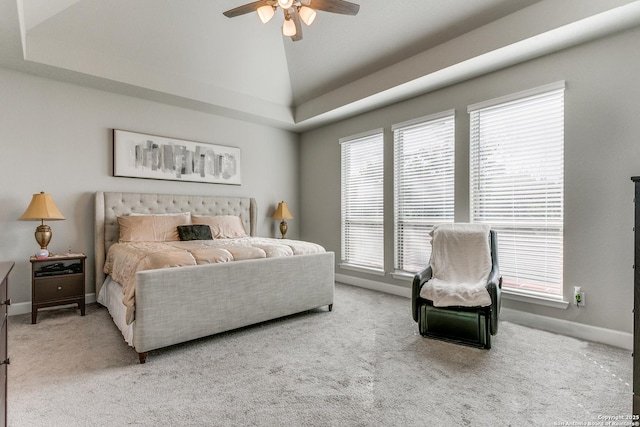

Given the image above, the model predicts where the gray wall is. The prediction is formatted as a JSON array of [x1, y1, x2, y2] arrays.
[[0, 67, 300, 307], [299, 25, 640, 335]]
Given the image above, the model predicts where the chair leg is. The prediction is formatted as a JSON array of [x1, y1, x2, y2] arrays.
[[484, 333, 492, 349], [484, 315, 492, 349]]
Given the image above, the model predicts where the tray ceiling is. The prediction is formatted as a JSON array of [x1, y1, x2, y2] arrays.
[[1, 0, 639, 130]]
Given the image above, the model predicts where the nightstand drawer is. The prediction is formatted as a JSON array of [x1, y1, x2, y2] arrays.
[[33, 275, 84, 302]]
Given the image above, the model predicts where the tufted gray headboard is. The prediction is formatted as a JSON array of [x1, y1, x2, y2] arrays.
[[94, 191, 257, 297]]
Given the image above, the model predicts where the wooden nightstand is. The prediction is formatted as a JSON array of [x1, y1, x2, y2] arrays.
[[30, 253, 86, 324]]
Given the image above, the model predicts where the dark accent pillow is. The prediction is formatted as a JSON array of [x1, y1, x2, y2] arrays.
[[177, 225, 213, 241]]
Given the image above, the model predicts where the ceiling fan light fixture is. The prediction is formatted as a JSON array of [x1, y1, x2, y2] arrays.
[[278, 0, 294, 9], [223, 0, 360, 41], [282, 16, 296, 36], [299, 6, 316, 26], [257, 5, 276, 23]]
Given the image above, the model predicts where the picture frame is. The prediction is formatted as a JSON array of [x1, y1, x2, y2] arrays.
[[113, 129, 241, 185]]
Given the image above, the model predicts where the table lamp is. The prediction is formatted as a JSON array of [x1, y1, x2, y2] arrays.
[[272, 201, 293, 239], [19, 192, 65, 257]]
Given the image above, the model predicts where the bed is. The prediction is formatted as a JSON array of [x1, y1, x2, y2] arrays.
[[95, 191, 335, 363]]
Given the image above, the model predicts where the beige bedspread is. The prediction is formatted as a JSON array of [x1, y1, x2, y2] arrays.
[[104, 237, 326, 324]]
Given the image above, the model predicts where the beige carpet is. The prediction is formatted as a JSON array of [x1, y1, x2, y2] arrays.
[[8, 283, 632, 426]]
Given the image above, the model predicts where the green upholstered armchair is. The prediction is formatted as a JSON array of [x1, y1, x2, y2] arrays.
[[411, 227, 501, 349]]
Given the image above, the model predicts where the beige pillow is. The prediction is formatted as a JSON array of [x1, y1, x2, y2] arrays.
[[117, 212, 191, 242], [191, 215, 248, 238]]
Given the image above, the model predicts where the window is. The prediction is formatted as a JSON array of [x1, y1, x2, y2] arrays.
[[340, 129, 384, 273], [469, 82, 565, 298], [393, 110, 455, 274]]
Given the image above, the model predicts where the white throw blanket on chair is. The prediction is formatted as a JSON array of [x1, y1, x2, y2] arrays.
[[420, 223, 493, 307]]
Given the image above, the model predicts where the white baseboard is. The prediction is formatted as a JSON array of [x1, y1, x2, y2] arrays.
[[335, 274, 633, 350], [500, 308, 633, 351], [336, 273, 411, 298], [8, 293, 97, 316]]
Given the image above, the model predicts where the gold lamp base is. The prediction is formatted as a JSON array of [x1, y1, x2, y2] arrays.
[[35, 223, 52, 250], [279, 220, 288, 239]]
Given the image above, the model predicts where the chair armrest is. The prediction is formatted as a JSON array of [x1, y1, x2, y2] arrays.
[[486, 268, 501, 304], [412, 266, 432, 322], [486, 266, 502, 335], [486, 229, 501, 334]]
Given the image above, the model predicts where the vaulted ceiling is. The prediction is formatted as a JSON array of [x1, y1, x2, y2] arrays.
[[1, 0, 639, 131]]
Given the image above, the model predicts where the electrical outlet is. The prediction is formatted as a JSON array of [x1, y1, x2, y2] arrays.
[[573, 286, 586, 307]]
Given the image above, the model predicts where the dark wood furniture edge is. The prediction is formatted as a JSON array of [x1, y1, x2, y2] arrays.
[[632, 176, 639, 417], [0, 262, 14, 427]]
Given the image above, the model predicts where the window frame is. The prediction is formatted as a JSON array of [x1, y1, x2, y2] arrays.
[[468, 81, 565, 300], [339, 129, 385, 275], [392, 110, 456, 275]]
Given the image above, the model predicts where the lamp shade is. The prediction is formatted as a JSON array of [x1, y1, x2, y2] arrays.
[[257, 5, 275, 23], [282, 17, 296, 37], [272, 201, 293, 220], [19, 192, 65, 221], [278, 0, 294, 8], [299, 6, 317, 26]]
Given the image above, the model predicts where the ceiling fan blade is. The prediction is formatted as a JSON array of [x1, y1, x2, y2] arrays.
[[289, 8, 303, 41], [223, 1, 265, 18], [308, 0, 359, 15]]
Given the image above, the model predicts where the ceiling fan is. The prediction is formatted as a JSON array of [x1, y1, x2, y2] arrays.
[[223, 0, 360, 42]]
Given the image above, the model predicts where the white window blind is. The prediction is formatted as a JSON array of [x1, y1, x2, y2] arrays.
[[469, 82, 564, 298], [393, 111, 455, 274], [340, 129, 384, 272]]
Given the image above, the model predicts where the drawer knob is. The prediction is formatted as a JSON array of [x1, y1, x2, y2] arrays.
[[57, 286, 62, 291]]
